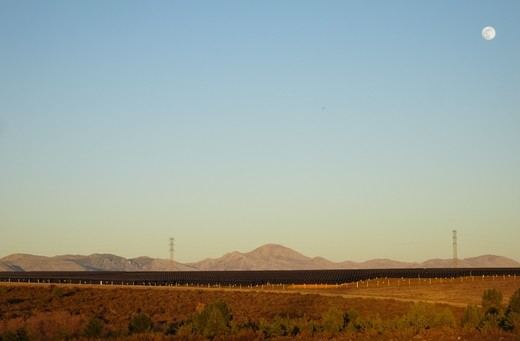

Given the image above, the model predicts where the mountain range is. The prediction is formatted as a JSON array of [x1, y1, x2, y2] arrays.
[[1, 244, 519, 272]]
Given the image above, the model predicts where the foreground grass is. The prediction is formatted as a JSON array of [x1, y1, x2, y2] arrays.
[[0, 282, 519, 340]]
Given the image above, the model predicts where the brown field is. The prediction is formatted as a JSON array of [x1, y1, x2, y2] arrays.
[[288, 274, 520, 306], [1, 277, 519, 340]]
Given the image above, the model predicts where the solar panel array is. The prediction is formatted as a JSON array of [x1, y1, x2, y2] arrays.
[[1, 268, 519, 286]]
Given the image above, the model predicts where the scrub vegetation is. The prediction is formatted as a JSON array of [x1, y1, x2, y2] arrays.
[[1, 283, 519, 340]]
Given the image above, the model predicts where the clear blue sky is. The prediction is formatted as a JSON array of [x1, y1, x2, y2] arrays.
[[1, 1, 519, 262]]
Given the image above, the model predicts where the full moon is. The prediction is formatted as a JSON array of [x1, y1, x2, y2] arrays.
[[482, 26, 496, 41]]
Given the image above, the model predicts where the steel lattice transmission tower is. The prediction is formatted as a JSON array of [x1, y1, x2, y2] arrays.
[[169, 237, 175, 270], [452, 230, 458, 268]]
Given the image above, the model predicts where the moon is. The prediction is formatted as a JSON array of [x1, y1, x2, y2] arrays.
[[482, 26, 496, 41]]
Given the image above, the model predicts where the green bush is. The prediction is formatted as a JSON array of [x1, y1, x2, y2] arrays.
[[268, 317, 289, 337], [361, 314, 385, 334], [299, 319, 321, 336], [502, 313, 520, 334], [344, 308, 365, 332], [482, 288, 503, 315], [508, 288, 520, 314], [192, 300, 232, 338], [322, 307, 344, 334], [258, 319, 272, 338], [290, 324, 301, 336], [83, 317, 104, 337], [175, 323, 194, 338], [50, 285, 65, 298], [257, 317, 303, 338], [128, 312, 153, 334], [498, 314, 515, 332], [497, 288, 520, 332], [397, 303, 455, 333], [461, 305, 483, 330], [231, 318, 258, 334]]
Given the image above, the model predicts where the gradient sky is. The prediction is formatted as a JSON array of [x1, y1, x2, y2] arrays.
[[1, 1, 519, 263]]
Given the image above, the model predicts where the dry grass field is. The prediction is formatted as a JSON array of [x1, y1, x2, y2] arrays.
[[288, 275, 520, 306], [1, 277, 519, 340]]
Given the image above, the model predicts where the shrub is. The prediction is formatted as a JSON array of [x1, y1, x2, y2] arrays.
[[508, 288, 520, 314], [498, 314, 515, 332], [508, 314, 520, 333], [290, 324, 301, 336], [50, 286, 65, 298], [128, 312, 153, 334], [298, 318, 321, 337], [344, 308, 364, 332], [257, 317, 302, 338], [192, 300, 232, 338], [397, 303, 455, 333], [497, 288, 520, 332], [231, 318, 258, 334], [322, 307, 344, 334], [2, 328, 29, 341], [175, 323, 194, 338], [268, 316, 289, 337], [482, 288, 503, 314], [165, 320, 184, 335], [461, 305, 483, 330], [362, 315, 385, 334], [6, 298, 24, 305], [258, 319, 272, 338], [83, 317, 104, 337]]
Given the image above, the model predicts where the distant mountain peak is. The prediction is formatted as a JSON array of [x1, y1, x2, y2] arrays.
[[247, 244, 308, 258], [251, 243, 291, 250]]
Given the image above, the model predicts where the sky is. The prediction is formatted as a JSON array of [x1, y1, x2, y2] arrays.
[[1, 1, 519, 263]]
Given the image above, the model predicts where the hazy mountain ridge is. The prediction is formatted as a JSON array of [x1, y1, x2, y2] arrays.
[[1, 244, 519, 271], [0, 253, 196, 272]]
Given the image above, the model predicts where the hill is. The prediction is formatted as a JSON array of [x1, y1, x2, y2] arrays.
[[1, 244, 519, 271], [0, 253, 196, 272], [190, 244, 338, 270]]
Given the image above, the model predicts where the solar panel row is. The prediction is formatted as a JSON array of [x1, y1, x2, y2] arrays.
[[1, 268, 519, 286]]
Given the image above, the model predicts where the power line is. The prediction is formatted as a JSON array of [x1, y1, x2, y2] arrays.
[[452, 230, 458, 268], [169, 237, 175, 270]]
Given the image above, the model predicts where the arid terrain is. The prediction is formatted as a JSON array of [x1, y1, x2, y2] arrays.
[[288, 274, 520, 306], [2, 244, 519, 271], [1, 276, 519, 340]]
